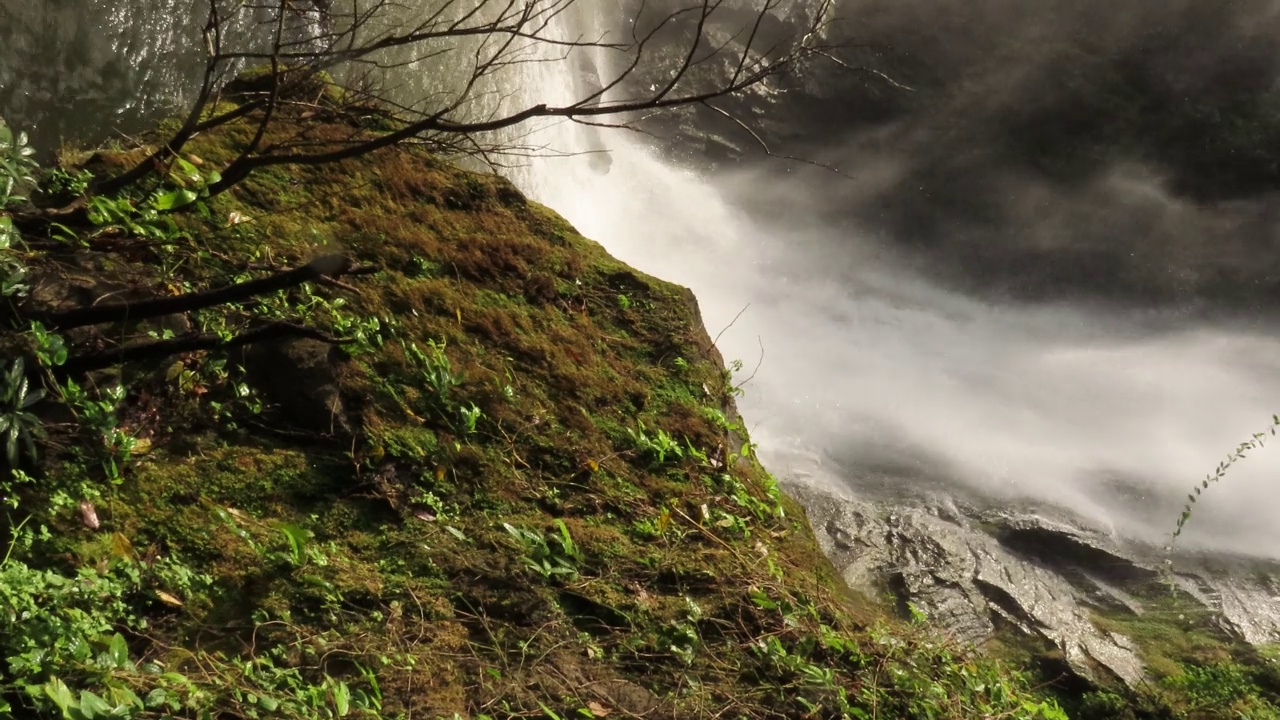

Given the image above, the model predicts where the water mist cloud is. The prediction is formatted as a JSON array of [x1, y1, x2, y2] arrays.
[[527, 135, 1280, 560], [746, 0, 1280, 306]]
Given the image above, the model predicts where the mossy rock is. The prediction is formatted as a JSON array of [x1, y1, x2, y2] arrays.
[[0, 110, 1088, 719], [223, 64, 346, 107]]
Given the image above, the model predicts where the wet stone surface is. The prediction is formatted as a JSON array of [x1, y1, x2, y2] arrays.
[[790, 482, 1190, 688]]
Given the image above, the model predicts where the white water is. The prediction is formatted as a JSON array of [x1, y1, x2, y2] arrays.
[[501, 4, 1280, 560], [12, 0, 1280, 559]]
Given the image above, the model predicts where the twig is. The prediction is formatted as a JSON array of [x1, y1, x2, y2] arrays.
[[732, 335, 765, 392], [25, 254, 370, 330], [712, 303, 750, 347], [701, 101, 855, 177], [59, 321, 348, 374]]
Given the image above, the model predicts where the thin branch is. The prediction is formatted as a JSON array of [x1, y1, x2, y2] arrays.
[[701, 100, 854, 177], [60, 321, 349, 375], [713, 303, 750, 347], [25, 255, 367, 331]]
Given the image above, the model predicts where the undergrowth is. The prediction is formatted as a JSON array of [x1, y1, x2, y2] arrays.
[[0, 106, 1082, 719]]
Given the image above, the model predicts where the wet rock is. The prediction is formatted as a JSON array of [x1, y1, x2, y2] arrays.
[[244, 337, 351, 436], [1173, 562, 1280, 645], [790, 482, 1147, 686]]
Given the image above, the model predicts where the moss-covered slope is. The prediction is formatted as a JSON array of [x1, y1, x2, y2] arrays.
[[0, 114, 1075, 719]]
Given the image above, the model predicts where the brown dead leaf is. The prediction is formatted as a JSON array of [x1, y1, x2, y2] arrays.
[[156, 591, 184, 607], [79, 501, 100, 530], [111, 532, 136, 561], [587, 701, 610, 717]]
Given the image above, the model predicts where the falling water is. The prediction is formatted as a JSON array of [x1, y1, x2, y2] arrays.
[[4, 0, 1280, 558], [503, 4, 1280, 559]]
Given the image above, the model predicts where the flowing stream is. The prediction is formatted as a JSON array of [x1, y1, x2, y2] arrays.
[[5, 0, 1280, 559]]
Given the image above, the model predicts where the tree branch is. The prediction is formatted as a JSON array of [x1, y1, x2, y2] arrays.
[[60, 321, 349, 375], [25, 254, 367, 331]]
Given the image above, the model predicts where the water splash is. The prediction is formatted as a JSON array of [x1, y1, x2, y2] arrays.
[[506, 7, 1280, 560]]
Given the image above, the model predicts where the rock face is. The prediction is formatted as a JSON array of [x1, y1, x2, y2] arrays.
[[1173, 560, 1280, 645], [787, 480, 1280, 689]]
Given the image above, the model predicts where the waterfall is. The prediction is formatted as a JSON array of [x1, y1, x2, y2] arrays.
[[7, 0, 1280, 558], [499, 3, 1280, 559]]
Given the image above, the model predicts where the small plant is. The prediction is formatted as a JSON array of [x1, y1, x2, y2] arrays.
[[0, 217, 28, 299], [0, 358, 43, 468], [1170, 414, 1280, 550], [44, 167, 93, 197], [0, 122, 37, 209], [616, 294, 632, 309], [404, 339, 462, 406], [150, 154, 221, 211], [656, 597, 703, 666], [28, 321, 67, 367], [60, 379, 138, 484], [502, 520, 582, 582], [627, 421, 684, 465], [458, 402, 482, 434]]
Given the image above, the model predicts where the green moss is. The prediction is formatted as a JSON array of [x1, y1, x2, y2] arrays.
[[0, 110, 1087, 720]]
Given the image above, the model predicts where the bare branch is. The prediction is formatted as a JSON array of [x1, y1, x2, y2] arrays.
[[95, 0, 839, 197]]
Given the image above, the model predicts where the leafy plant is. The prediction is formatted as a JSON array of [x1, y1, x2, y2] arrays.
[[28, 321, 67, 367], [0, 357, 44, 467], [86, 194, 185, 240], [403, 339, 462, 406], [626, 421, 683, 465], [656, 597, 703, 666], [458, 402, 482, 434], [502, 520, 582, 581], [1170, 414, 1280, 548], [60, 379, 137, 484], [0, 217, 28, 298], [44, 167, 94, 197], [0, 122, 37, 209]]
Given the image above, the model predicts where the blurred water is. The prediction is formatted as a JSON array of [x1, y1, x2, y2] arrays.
[[4, 0, 1279, 558]]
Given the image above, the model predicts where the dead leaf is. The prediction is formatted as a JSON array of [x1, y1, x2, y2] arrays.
[[587, 701, 610, 717], [79, 501, 100, 530], [165, 361, 186, 381], [156, 591, 184, 607], [112, 532, 136, 561]]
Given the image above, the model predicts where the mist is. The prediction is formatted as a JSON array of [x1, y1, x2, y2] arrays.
[[518, 0, 1280, 559], [4, 0, 1280, 558]]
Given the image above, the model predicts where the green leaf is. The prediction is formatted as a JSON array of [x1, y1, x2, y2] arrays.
[[278, 523, 309, 564], [77, 690, 112, 719], [331, 682, 351, 716], [151, 188, 197, 211], [143, 688, 169, 709], [107, 633, 130, 669], [170, 156, 201, 186], [43, 677, 76, 717], [6, 426, 19, 467], [21, 386, 45, 409]]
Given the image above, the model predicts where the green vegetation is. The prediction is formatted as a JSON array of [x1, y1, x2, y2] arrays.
[[0, 91, 1267, 719]]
